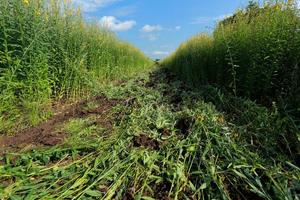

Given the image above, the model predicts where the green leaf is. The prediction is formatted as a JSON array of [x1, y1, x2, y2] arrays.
[[189, 181, 196, 191], [70, 178, 88, 189], [200, 183, 207, 190], [85, 189, 102, 197], [142, 196, 156, 200]]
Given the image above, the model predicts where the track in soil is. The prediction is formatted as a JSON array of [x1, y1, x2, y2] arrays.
[[0, 96, 121, 153]]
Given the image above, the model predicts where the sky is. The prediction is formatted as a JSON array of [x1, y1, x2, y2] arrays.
[[73, 0, 300, 59]]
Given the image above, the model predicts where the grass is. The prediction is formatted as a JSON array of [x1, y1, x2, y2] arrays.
[[0, 69, 299, 199], [0, 0, 152, 133], [162, 1, 300, 168], [162, 0, 300, 114]]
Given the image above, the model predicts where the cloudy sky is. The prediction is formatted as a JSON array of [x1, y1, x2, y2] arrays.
[[73, 0, 299, 59]]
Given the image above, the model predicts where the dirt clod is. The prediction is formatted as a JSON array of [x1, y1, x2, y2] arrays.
[[38, 133, 65, 146], [153, 181, 172, 200], [133, 134, 160, 150]]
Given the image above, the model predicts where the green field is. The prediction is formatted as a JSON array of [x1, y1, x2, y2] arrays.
[[0, 0, 152, 133], [0, 0, 299, 199]]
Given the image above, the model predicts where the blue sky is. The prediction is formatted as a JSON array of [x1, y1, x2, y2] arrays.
[[72, 0, 261, 59]]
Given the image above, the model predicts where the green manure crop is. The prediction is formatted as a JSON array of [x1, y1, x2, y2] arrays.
[[1, 1, 300, 199], [162, 0, 300, 116], [162, 2, 300, 182], [0, 0, 152, 133]]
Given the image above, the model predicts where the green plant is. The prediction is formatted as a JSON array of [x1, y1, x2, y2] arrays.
[[162, 0, 300, 111], [0, 0, 152, 133], [0, 69, 299, 199]]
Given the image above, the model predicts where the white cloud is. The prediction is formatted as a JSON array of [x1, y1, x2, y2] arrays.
[[140, 25, 163, 33], [175, 26, 181, 30], [99, 16, 136, 32], [140, 24, 163, 41], [73, 0, 121, 12], [153, 51, 169, 56], [190, 14, 232, 24]]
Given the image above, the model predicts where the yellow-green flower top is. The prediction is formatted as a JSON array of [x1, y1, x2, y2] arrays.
[[23, 0, 29, 6]]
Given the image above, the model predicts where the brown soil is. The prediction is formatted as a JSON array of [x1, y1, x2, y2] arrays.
[[0, 95, 120, 152], [153, 181, 172, 200], [122, 189, 135, 200], [158, 128, 172, 137], [133, 134, 160, 150]]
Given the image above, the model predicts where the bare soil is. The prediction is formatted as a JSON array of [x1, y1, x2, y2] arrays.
[[0, 95, 121, 152], [153, 181, 172, 200], [133, 134, 160, 150]]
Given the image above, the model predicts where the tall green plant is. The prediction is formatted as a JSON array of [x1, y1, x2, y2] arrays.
[[0, 0, 152, 133], [163, 0, 300, 112]]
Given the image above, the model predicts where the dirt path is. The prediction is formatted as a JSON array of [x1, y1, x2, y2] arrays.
[[0, 96, 121, 153]]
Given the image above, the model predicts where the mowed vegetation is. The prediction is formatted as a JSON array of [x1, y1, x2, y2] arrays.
[[1, 69, 300, 199], [1, 0, 300, 200], [0, 0, 152, 133]]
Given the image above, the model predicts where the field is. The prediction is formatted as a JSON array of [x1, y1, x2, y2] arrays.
[[0, 0, 152, 133], [0, 0, 300, 200], [162, 1, 300, 112]]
